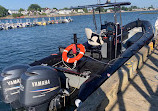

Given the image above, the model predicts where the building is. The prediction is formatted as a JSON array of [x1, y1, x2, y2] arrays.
[[57, 10, 73, 14], [88, 9, 93, 13], [77, 9, 85, 13], [8, 10, 19, 15], [43, 8, 52, 14], [107, 9, 113, 13], [21, 10, 29, 15]]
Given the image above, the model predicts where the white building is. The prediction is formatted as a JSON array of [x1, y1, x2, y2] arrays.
[[107, 9, 111, 13], [77, 9, 85, 13], [43, 8, 52, 14], [58, 10, 73, 14], [8, 10, 19, 15], [21, 10, 29, 15]]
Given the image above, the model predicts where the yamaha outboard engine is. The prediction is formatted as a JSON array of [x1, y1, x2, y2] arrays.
[[0, 65, 30, 109], [20, 66, 61, 111]]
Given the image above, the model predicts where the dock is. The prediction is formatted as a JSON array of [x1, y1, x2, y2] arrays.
[[77, 37, 158, 111], [0, 17, 73, 31], [106, 45, 158, 111]]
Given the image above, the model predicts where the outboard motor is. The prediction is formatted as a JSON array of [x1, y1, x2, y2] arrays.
[[20, 66, 61, 111], [0, 65, 30, 109]]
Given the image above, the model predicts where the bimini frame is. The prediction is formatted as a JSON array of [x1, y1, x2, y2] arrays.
[[72, 1, 131, 59]]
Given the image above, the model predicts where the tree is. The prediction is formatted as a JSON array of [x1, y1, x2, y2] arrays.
[[41, 13, 46, 15], [121, 7, 128, 11], [28, 4, 41, 11], [83, 8, 88, 13], [130, 6, 138, 9], [95, 7, 105, 12], [53, 8, 58, 10], [19, 8, 24, 13], [63, 7, 69, 10], [148, 5, 154, 9], [0, 5, 9, 17], [12, 13, 23, 18], [104, 9, 107, 12]]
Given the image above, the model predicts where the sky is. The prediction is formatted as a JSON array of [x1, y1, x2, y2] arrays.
[[0, 0, 158, 10]]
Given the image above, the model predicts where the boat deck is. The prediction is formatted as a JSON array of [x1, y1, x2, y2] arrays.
[[109, 46, 158, 111]]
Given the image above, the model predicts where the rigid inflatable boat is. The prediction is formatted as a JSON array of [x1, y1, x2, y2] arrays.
[[0, 1, 154, 111]]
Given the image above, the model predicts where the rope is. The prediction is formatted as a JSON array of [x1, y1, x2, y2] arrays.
[[84, 55, 113, 65], [62, 58, 77, 70], [52, 61, 63, 67]]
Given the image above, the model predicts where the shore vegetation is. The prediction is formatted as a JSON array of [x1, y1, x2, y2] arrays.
[[0, 5, 9, 17], [28, 4, 41, 11]]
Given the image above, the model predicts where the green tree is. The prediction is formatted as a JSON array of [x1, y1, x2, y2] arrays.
[[63, 7, 69, 10], [95, 7, 105, 12], [121, 7, 128, 11], [148, 5, 154, 9], [0, 5, 9, 17], [104, 9, 107, 12], [83, 8, 88, 13], [34, 12, 37, 16], [41, 13, 46, 15], [19, 8, 25, 13], [28, 4, 41, 11], [12, 13, 23, 18], [53, 8, 58, 10], [130, 6, 138, 9]]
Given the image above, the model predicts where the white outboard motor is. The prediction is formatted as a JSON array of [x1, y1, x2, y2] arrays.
[[20, 66, 61, 111], [0, 65, 30, 109]]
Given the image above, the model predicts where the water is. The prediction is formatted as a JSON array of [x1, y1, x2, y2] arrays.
[[0, 10, 158, 110]]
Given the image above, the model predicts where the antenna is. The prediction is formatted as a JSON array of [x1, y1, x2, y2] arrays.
[[92, 7, 97, 32], [98, 0, 102, 25], [106, 0, 111, 3]]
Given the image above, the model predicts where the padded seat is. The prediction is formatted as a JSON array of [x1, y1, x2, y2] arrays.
[[85, 28, 104, 46]]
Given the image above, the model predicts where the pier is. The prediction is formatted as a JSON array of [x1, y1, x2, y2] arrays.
[[0, 17, 73, 31], [76, 37, 158, 111]]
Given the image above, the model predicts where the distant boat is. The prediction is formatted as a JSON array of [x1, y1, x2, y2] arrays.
[[62, 17, 70, 23], [68, 17, 73, 22], [42, 18, 47, 26], [58, 17, 63, 24]]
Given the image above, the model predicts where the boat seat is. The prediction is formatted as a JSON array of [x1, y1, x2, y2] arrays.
[[85, 28, 104, 46]]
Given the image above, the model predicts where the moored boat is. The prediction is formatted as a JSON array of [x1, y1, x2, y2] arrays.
[[0, 1, 155, 111], [62, 17, 70, 23]]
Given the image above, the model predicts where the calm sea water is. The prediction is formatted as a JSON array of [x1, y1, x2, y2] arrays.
[[0, 10, 158, 110]]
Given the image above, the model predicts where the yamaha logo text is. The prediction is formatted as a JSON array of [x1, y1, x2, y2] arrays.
[[7, 79, 21, 86], [32, 80, 50, 87]]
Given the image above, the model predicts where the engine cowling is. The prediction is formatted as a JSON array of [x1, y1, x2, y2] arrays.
[[20, 66, 61, 111], [0, 65, 30, 109]]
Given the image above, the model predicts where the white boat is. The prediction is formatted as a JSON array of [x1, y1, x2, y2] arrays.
[[62, 17, 70, 23]]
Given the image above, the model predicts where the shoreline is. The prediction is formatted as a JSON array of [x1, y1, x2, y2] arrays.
[[0, 10, 158, 20]]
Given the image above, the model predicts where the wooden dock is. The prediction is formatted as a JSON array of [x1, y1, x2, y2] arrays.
[[106, 46, 158, 111]]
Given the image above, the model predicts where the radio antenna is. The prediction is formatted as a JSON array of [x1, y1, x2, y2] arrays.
[[106, 0, 111, 3]]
